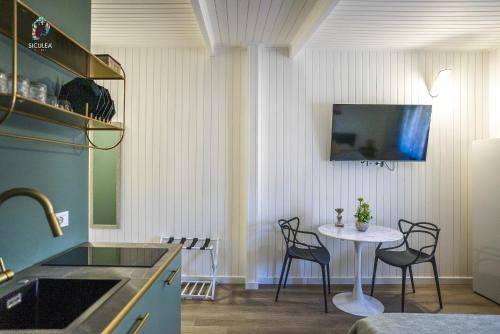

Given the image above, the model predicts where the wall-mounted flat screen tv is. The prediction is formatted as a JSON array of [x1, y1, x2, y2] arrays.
[[330, 104, 432, 161]]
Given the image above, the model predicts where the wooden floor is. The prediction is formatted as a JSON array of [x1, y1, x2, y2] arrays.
[[182, 284, 500, 334]]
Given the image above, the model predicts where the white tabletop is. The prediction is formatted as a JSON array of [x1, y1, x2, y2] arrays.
[[318, 223, 403, 243]]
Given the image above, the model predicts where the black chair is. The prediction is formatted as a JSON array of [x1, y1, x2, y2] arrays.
[[275, 217, 331, 313], [370, 219, 443, 312]]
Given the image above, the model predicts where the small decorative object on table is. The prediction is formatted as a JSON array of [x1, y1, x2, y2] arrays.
[[335, 208, 344, 227], [354, 197, 372, 232]]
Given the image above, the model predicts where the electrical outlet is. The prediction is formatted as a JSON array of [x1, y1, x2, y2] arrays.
[[56, 211, 69, 228]]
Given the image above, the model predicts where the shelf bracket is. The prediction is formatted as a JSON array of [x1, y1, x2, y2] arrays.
[[85, 63, 126, 150]]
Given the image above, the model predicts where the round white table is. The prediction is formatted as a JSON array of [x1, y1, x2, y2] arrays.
[[318, 223, 403, 317]]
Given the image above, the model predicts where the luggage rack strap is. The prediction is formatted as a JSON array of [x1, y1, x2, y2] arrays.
[[160, 236, 217, 250], [187, 238, 198, 249], [200, 238, 211, 250]]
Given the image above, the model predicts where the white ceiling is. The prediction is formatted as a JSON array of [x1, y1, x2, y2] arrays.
[[91, 0, 204, 47], [308, 0, 500, 50], [204, 0, 317, 47], [91, 0, 500, 52]]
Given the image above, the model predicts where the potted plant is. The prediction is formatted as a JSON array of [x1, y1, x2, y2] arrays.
[[354, 197, 372, 232]]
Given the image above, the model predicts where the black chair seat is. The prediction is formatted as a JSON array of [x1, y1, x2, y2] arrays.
[[370, 219, 443, 312], [276, 217, 331, 313], [289, 246, 330, 265], [376, 248, 432, 267]]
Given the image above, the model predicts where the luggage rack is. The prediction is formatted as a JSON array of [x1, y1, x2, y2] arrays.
[[160, 236, 219, 301]]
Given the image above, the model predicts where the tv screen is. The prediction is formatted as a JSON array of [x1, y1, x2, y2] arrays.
[[330, 104, 432, 161]]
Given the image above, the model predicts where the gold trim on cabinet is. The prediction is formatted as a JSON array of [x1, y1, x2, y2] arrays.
[[100, 246, 182, 334], [164, 266, 181, 286], [131, 313, 150, 334]]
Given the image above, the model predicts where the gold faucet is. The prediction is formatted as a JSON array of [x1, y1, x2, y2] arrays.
[[0, 188, 63, 284], [0, 258, 14, 284]]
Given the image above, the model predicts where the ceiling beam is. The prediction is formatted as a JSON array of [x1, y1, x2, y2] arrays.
[[191, 0, 216, 55], [288, 0, 340, 58]]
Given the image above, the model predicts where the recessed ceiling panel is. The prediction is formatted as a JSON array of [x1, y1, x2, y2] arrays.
[[308, 0, 500, 50], [91, 0, 205, 47]]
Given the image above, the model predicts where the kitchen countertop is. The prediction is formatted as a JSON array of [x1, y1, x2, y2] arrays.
[[0, 242, 182, 334]]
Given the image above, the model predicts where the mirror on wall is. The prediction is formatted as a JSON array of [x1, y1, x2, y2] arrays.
[[89, 126, 121, 228]]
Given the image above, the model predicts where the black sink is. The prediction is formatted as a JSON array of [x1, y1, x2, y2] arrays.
[[0, 278, 122, 330]]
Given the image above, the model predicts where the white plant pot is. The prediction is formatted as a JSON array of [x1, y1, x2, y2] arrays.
[[355, 221, 369, 232]]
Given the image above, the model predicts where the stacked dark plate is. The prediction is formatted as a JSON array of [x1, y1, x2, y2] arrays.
[[58, 78, 116, 122]]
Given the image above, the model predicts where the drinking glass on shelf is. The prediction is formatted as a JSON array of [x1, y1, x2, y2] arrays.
[[29, 82, 48, 103], [8, 75, 30, 97], [46, 95, 58, 107], [58, 99, 72, 111], [0, 71, 8, 94]]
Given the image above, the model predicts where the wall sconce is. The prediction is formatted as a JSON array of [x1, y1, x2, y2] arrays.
[[429, 68, 452, 97]]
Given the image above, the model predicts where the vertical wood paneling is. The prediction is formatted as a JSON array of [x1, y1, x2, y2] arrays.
[[90, 45, 490, 281], [90, 47, 247, 278], [489, 49, 500, 138], [257, 48, 488, 282]]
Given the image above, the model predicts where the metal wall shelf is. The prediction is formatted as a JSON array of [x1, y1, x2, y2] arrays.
[[0, 0, 124, 80], [0, 94, 123, 131], [0, 0, 126, 150]]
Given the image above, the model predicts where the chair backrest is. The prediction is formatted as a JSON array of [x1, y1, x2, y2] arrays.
[[398, 219, 440, 256], [278, 217, 301, 249]]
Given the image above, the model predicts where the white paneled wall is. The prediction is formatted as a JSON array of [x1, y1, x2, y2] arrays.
[[488, 49, 500, 137], [90, 46, 490, 283], [90, 47, 248, 279], [257, 48, 489, 283]]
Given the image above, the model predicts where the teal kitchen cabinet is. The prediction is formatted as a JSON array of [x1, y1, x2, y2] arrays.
[[112, 254, 181, 334]]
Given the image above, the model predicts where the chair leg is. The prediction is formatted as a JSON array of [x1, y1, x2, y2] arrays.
[[326, 264, 331, 294], [320, 264, 328, 313], [408, 265, 416, 293], [275, 254, 288, 302], [431, 258, 443, 309], [283, 257, 292, 288], [370, 257, 378, 296], [401, 267, 407, 312]]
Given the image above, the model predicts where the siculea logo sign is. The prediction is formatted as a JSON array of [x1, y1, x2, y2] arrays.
[[29, 17, 52, 51]]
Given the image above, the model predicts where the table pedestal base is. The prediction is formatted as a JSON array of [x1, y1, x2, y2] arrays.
[[332, 292, 384, 317], [332, 241, 384, 316]]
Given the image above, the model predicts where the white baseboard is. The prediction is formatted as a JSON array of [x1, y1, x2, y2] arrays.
[[181, 275, 471, 288], [245, 282, 259, 290]]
